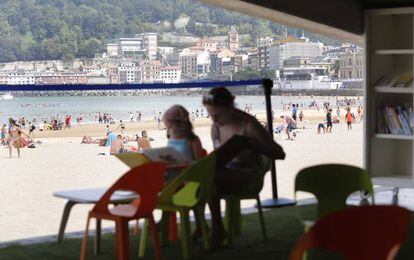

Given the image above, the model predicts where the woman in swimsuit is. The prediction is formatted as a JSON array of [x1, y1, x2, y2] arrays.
[[8, 118, 27, 158], [202, 87, 285, 247]]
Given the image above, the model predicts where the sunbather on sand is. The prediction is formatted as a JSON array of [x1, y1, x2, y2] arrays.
[[81, 136, 107, 146]]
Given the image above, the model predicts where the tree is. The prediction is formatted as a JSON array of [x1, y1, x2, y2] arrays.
[[233, 68, 261, 80]]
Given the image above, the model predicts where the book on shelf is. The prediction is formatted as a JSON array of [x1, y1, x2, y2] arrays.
[[375, 72, 413, 89], [379, 104, 413, 135]]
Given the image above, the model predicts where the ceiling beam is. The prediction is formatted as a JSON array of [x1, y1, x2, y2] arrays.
[[199, 0, 364, 45]]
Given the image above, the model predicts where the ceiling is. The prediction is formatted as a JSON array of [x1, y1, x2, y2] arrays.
[[199, 0, 414, 44]]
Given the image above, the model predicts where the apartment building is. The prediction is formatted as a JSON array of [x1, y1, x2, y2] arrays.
[[118, 61, 141, 83], [107, 33, 157, 60], [269, 38, 324, 69], [160, 66, 181, 83], [140, 59, 161, 83]]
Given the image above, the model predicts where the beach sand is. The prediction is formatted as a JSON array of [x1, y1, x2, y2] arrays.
[[0, 116, 363, 243], [29, 107, 353, 138]]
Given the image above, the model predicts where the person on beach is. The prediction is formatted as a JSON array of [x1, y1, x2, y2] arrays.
[[346, 108, 354, 130], [326, 108, 333, 133], [157, 116, 162, 130], [317, 122, 326, 134], [110, 135, 126, 155], [65, 115, 71, 129], [81, 136, 107, 146], [336, 107, 341, 123], [291, 104, 297, 121], [280, 114, 296, 140], [129, 112, 134, 123], [137, 130, 151, 151], [299, 110, 304, 122], [8, 118, 28, 158], [117, 120, 125, 135], [28, 122, 36, 138], [1, 124, 7, 145], [202, 87, 285, 248], [162, 105, 204, 180]]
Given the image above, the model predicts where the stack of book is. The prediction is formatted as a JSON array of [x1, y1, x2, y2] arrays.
[[375, 72, 413, 88], [380, 105, 414, 135]]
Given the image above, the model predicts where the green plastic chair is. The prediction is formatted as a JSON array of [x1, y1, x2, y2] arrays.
[[221, 155, 271, 245], [294, 164, 374, 228], [139, 155, 216, 259]]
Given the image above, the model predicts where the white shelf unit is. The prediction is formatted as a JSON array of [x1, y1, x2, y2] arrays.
[[374, 86, 413, 93], [365, 8, 414, 188], [374, 133, 414, 140], [376, 49, 414, 55]]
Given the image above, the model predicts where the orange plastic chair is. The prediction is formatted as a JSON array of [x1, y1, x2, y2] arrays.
[[80, 162, 165, 260], [290, 205, 411, 260]]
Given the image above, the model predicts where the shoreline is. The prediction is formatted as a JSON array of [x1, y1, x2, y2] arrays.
[[15, 107, 360, 139]]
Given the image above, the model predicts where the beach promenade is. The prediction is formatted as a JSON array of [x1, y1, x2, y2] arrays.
[[0, 114, 363, 244]]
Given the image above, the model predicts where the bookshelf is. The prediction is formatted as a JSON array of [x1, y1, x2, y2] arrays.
[[375, 49, 414, 55], [366, 8, 414, 189]]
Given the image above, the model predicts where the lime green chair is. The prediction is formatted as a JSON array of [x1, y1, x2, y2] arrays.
[[139, 155, 215, 259], [294, 164, 374, 228], [221, 155, 271, 245]]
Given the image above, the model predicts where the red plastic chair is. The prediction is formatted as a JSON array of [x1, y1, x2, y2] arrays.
[[290, 205, 411, 260], [80, 162, 165, 260]]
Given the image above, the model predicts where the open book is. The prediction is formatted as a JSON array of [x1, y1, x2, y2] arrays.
[[115, 147, 192, 168]]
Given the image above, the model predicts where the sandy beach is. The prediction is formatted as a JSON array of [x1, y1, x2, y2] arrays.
[[0, 112, 363, 243]]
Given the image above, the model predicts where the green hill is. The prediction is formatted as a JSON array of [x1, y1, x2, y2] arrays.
[[0, 0, 339, 62]]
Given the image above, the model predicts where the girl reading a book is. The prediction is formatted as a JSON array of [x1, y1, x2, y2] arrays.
[[162, 105, 204, 179], [202, 87, 286, 248]]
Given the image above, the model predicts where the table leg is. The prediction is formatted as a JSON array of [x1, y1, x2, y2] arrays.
[[57, 200, 76, 243], [94, 219, 101, 254]]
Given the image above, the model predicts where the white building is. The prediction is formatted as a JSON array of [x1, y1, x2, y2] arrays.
[[3, 70, 36, 85], [107, 33, 158, 59], [118, 61, 141, 83], [160, 66, 181, 83], [196, 51, 210, 79], [106, 43, 119, 57], [269, 40, 324, 70], [142, 33, 158, 60], [118, 38, 145, 56]]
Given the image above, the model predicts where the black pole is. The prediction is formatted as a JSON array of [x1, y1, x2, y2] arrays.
[[262, 78, 278, 199], [260, 79, 296, 208]]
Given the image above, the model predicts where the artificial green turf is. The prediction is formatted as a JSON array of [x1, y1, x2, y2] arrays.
[[0, 205, 413, 260]]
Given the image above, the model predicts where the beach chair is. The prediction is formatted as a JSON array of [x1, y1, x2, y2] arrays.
[[139, 154, 215, 260], [290, 205, 410, 260], [294, 164, 374, 229], [80, 162, 165, 260], [221, 155, 271, 245]]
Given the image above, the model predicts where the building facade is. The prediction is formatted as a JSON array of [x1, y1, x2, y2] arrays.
[[269, 40, 324, 70], [160, 66, 181, 83]]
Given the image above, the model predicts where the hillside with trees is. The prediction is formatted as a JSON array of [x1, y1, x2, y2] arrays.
[[0, 0, 340, 62]]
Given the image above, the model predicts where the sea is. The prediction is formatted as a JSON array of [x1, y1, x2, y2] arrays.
[[0, 94, 351, 125]]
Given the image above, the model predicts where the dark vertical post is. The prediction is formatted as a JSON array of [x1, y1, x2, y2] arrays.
[[260, 79, 296, 208], [262, 78, 278, 199]]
